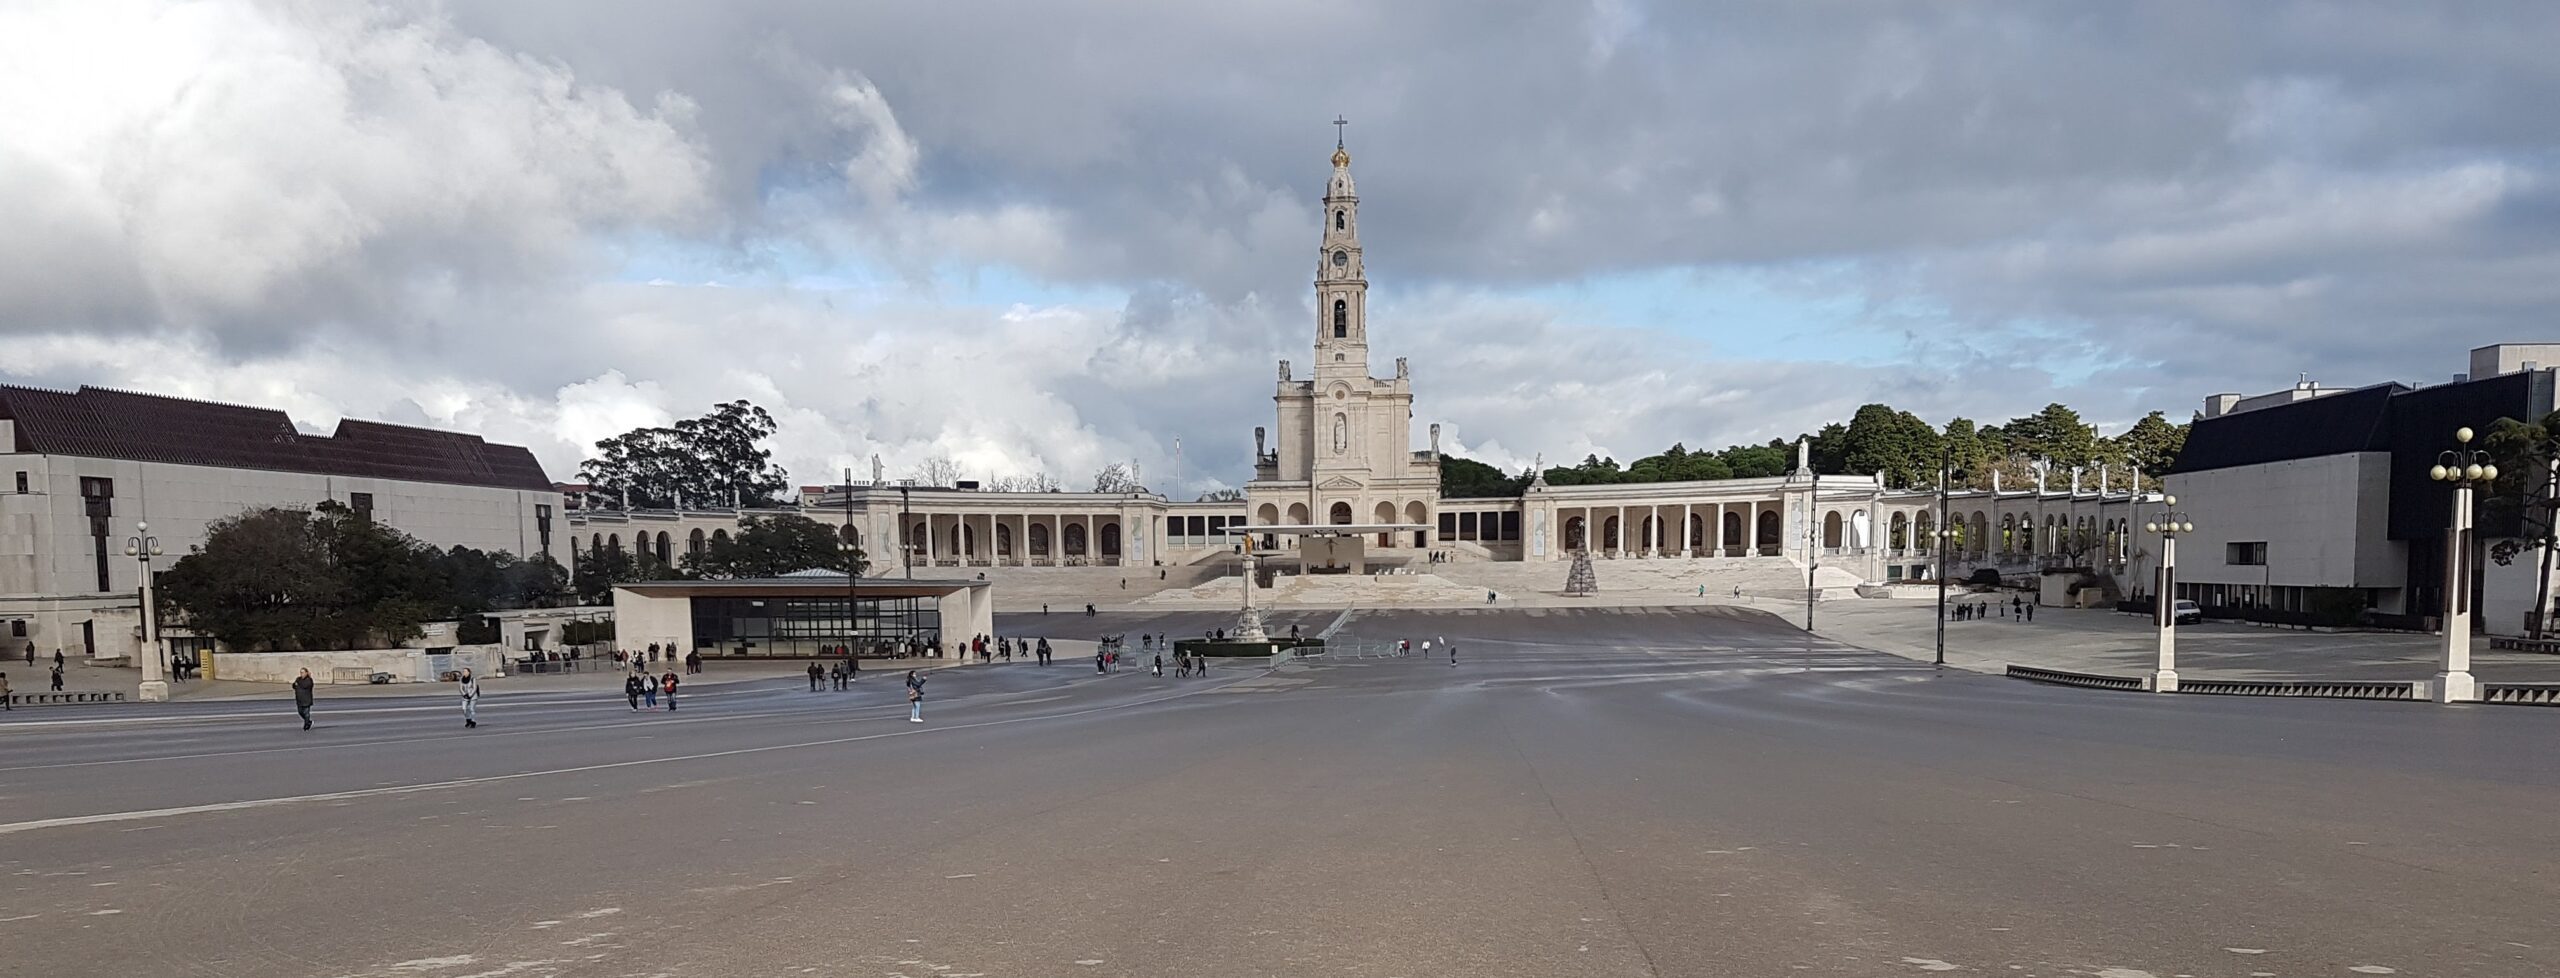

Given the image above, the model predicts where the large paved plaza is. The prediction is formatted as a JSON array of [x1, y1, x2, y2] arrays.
[[4, 606, 2557, 977]]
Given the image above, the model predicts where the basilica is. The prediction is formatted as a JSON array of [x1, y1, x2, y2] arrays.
[[553, 136, 2164, 599]]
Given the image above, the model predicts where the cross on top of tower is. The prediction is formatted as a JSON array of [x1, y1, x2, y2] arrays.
[[1333, 115, 1348, 149]]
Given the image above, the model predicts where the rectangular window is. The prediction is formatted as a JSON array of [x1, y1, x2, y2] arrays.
[[1500, 511, 1521, 542], [535, 503, 553, 550], [81, 477, 113, 592], [12, 471, 24, 494], [2226, 542, 2267, 566], [349, 492, 374, 522], [1459, 511, 1479, 541]]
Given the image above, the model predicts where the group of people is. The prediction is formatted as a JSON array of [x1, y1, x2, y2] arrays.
[[625, 669, 683, 710], [1948, 596, 2034, 622]]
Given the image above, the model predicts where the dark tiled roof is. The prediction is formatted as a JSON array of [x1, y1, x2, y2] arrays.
[[2167, 383, 2401, 474], [0, 385, 554, 492]]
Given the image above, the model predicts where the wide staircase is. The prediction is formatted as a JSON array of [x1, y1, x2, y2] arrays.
[[963, 559, 1238, 611], [1432, 555, 1865, 600]]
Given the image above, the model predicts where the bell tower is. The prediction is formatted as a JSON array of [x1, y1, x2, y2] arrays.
[[1314, 117, 1367, 375]]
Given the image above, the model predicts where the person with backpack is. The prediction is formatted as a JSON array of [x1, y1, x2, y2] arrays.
[[904, 670, 926, 723], [292, 668, 316, 729], [625, 673, 644, 710]]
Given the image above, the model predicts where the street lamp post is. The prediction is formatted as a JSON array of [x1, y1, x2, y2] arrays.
[[2143, 499, 2195, 693], [1933, 445, 1961, 668], [2429, 427, 2496, 703], [124, 522, 168, 702]]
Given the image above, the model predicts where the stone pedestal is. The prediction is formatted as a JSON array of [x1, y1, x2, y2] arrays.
[[137, 679, 169, 702]]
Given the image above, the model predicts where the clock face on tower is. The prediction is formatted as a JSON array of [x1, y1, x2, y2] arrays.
[[1332, 249, 1347, 268]]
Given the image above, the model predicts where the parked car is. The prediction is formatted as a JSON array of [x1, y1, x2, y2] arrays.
[[2170, 599, 2203, 625]]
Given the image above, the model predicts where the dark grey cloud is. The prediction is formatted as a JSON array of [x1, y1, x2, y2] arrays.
[[3, 0, 2555, 491]]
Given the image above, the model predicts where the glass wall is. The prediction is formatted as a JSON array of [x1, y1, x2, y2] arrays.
[[689, 595, 940, 657]]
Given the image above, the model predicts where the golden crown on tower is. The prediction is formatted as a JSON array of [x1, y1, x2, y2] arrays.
[[1332, 147, 1350, 168]]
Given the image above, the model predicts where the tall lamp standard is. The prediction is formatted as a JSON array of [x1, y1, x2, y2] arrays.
[[1932, 446, 1966, 668], [2429, 427, 2496, 703], [123, 522, 168, 702], [2142, 499, 2195, 692]]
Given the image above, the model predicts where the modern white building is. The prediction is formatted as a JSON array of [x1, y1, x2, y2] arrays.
[[0, 385, 563, 663], [2163, 350, 2560, 632]]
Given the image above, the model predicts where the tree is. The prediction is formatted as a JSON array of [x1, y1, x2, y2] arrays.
[[2114, 410, 2188, 476], [1196, 488, 1245, 502], [1092, 462, 1141, 493], [989, 472, 1062, 492], [682, 514, 864, 580], [157, 503, 522, 651], [2001, 403, 2100, 468], [1836, 405, 1943, 488], [2483, 411, 2560, 637], [1721, 444, 1791, 478], [910, 455, 964, 488], [1626, 443, 1732, 482], [573, 545, 681, 606], [580, 400, 791, 508], [1441, 455, 1527, 497]]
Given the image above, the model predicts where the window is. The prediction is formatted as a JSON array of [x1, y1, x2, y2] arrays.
[[535, 504, 553, 550], [2227, 542, 2268, 566], [12, 471, 24, 494], [1334, 209, 1344, 230], [79, 477, 112, 499], [1333, 299, 1347, 337], [349, 492, 374, 522]]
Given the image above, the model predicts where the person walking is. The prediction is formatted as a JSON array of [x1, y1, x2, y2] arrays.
[[50, 663, 64, 691], [808, 661, 824, 692], [54, 648, 65, 670], [905, 670, 926, 722], [849, 653, 860, 684], [1151, 653, 1163, 678], [625, 673, 644, 710], [1449, 640, 1458, 668], [1, 670, 12, 710], [2025, 602, 2035, 623], [641, 671, 658, 708], [1096, 650, 1108, 675], [661, 670, 680, 710], [292, 668, 316, 729], [1195, 653, 1208, 676], [458, 669, 481, 728]]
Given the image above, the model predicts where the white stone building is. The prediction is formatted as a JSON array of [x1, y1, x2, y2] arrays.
[[0, 385, 563, 663], [569, 138, 2165, 603]]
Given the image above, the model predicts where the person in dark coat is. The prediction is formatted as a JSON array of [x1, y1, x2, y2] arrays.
[[624, 673, 644, 710], [808, 661, 823, 691], [292, 668, 316, 729]]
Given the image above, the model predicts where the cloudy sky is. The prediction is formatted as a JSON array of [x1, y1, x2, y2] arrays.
[[5, 1, 2556, 497]]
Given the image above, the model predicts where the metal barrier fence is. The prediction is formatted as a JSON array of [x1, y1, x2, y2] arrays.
[[2003, 664, 2145, 692], [2480, 683, 2560, 706], [1297, 641, 1417, 660], [6, 691, 128, 706], [2174, 679, 2417, 700]]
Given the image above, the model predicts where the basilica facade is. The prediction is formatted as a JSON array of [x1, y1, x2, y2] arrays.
[[563, 139, 2164, 595]]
